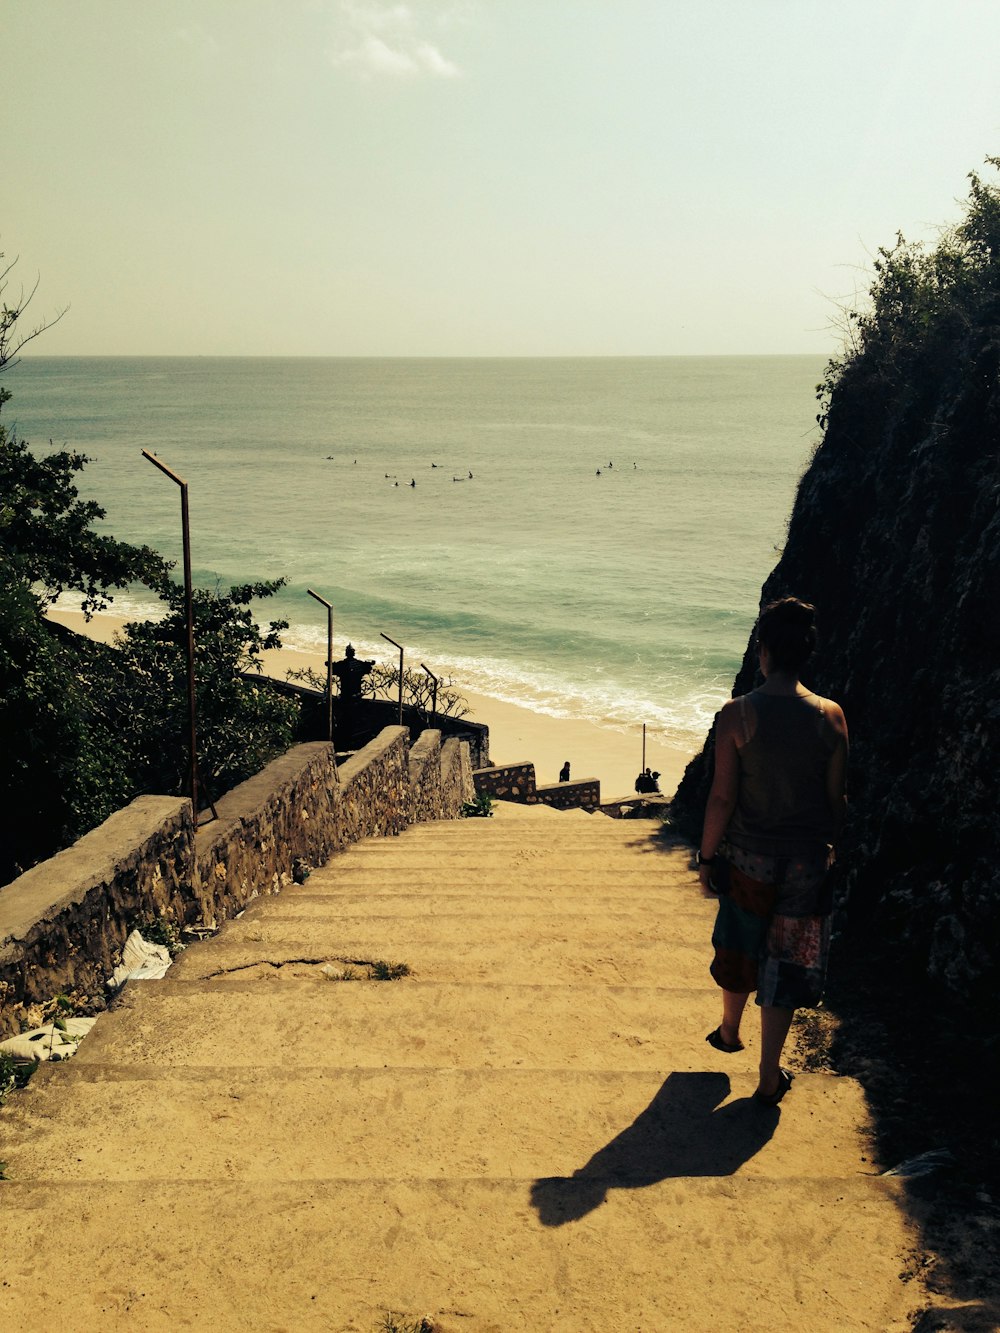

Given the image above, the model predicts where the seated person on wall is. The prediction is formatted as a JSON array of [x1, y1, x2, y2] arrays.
[[559, 761, 571, 782]]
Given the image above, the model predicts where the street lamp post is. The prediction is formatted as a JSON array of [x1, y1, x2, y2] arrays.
[[380, 632, 405, 725], [306, 588, 340, 782], [141, 450, 217, 825], [421, 663, 439, 720]]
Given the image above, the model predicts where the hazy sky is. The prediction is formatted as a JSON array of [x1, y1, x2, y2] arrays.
[[6, 1, 1000, 356]]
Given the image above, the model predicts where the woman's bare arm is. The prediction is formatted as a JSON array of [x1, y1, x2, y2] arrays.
[[824, 700, 849, 849], [698, 700, 742, 889]]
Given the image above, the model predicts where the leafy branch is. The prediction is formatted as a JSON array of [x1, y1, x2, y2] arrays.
[[362, 661, 469, 719]]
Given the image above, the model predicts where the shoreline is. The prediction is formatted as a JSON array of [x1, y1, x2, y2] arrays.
[[46, 607, 697, 802]]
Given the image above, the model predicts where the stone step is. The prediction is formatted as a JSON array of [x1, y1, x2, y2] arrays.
[[298, 864, 696, 892], [233, 889, 709, 919], [395, 821, 667, 841], [330, 837, 688, 858], [168, 933, 712, 987], [74, 979, 724, 1071], [0, 1177, 915, 1333], [334, 819, 677, 841], [1, 1065, 876, 1185], [316, 857, 689, 882], [220, 907, 708, 946]]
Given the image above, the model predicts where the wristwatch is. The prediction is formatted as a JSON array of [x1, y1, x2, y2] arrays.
[[697, 851, 716, 866]]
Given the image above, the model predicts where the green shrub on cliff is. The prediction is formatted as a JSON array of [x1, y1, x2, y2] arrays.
[[817, 156, 1000, 437]]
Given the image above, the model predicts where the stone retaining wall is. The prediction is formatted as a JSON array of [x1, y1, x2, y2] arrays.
[[535, 779, 602, 812], [0, 798, 195, 1037], [0, 727, 473, 1037], [473, 761, 537, 803], [473, 763, 600, 812]]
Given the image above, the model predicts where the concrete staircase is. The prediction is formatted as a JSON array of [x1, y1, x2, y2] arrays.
[[0, 804, 918, 1332]]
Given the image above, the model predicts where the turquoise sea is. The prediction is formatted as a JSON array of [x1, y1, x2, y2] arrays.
[[6, 356, 826, 753]]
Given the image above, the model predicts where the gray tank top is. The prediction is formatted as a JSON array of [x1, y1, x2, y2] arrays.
[[726, 691, 838, 854]]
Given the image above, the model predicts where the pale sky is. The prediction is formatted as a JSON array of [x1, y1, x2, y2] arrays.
[[6, 0, 1000, 356]]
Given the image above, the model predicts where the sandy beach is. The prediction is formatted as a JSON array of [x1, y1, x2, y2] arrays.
[[46, 607, 697, 802]]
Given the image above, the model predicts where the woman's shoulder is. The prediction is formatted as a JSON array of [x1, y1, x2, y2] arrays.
[[718, 692, 756, 721], [813, 693, 848, 739], [717, 692, 758, 747]]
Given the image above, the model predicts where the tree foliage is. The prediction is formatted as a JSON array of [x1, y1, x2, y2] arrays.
[[0, 428, 170, 615], [0, 259, 299, 882], [109, 582, 299, 800], [0, 251, 67, 375], [816, 156, 1000, 434], [1, 250, 168, 612], [0, 581, 133, 877]]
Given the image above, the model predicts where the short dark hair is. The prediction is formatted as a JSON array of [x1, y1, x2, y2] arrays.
[[755, 597, 817, 672]]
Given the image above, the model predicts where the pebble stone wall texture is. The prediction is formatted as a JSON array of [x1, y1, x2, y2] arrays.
[[0, 728, 473, 1038], [473, 761, 600, 812], [535, 777, 601, 812], [0, 797, 195, 1038], [473, 761, 538, 804]]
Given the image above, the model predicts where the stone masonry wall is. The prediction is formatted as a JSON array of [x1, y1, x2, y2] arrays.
[[473, 762, 538, 804], [0, 727, 473, 1037], [535, 779, 601, 812], [473, 762, 600, 812], [441, 737, 474, 812], [408, 730, 444, 822], [0, 797, 194, 1037], [194, 741, 347, 928]]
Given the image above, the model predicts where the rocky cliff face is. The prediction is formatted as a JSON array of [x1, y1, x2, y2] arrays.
[[672, 166, 1000, 1015]]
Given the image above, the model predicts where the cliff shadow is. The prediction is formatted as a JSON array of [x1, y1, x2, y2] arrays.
[[529, 1071, 778, 1227], [810, 938, 1000, 1332]]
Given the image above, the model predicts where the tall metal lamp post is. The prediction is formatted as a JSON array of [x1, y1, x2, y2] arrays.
[[141, 450, 217, 825], [421, 663, 439, 720], [306, 588, 340, 781], [380, 632, 405, 725]]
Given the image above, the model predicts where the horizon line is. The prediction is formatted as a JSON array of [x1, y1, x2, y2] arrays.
[[15, 350, 832, 362]]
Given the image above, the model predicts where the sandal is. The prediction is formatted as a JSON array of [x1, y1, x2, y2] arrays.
[[754, 1068, 794, 1106], [706, 1025, 744, 1054]]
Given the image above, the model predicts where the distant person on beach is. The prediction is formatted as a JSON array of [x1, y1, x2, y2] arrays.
[[697, 598, 848, 1106], [559, 761, 571, 782], [650, 771, 661, 793], [634, 768, 655, 793]]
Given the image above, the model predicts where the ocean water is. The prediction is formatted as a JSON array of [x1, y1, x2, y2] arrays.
[[6, 356, 826, 752]]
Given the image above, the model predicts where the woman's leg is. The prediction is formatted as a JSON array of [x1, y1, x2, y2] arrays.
[[720, 989, 751, 1047], [757, 1004, 794, 1097]]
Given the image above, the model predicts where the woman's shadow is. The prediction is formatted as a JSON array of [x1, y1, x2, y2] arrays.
[[530, 1071, 779, 1227]]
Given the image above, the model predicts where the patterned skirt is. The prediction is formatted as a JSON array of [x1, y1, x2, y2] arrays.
[[709, 841, 832, 1009]]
